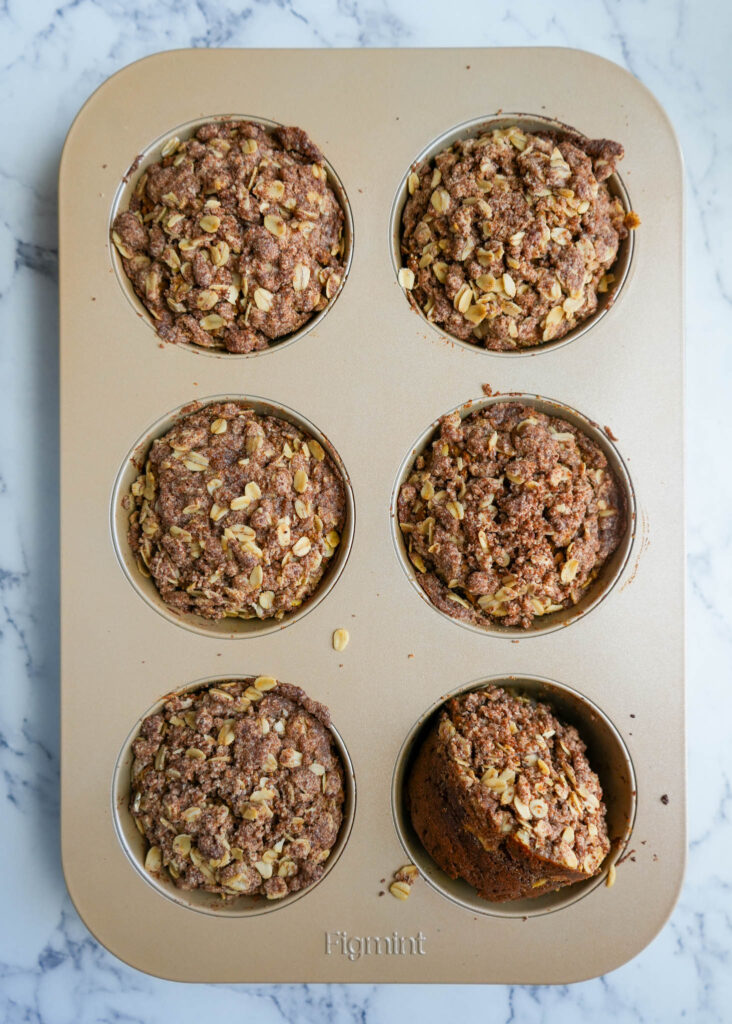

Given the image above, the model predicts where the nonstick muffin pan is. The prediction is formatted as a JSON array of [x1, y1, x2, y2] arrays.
[[59, 47, 685, 983]]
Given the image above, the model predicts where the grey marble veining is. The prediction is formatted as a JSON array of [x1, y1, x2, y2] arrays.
[[1, 0, 730, 1020]]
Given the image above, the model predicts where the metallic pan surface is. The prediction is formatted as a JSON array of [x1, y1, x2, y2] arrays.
[[59, 47, 685, 984]]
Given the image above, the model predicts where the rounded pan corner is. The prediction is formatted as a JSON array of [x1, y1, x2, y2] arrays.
[[569, 868, 687, 984], [58, 839, 175, 982], [549, 46, 685, 175]]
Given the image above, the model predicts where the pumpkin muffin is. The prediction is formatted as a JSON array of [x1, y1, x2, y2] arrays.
[[400, 124, 637, 350], [112, 120, 346, 352], [407, 686, 610, 901]]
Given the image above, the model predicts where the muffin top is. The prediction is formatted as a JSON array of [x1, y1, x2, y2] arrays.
[[130, 678, 345, 900], [430, 687, 610, 877], [128, 401, 346, 621], [400, 125, 636, 350], [112, 120, 346, 353], [397, 402, 625, 629]]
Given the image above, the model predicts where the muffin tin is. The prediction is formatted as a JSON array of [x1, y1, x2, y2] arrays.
[[59, 47, 685, 983]]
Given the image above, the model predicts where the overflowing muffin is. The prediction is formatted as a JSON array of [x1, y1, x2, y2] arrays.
[[112, 120, 347, 352], [127, 401, 346, 621], [407, 687, 610, 901], [131, 678, 346, 900], [400, 124, 638, 350], [397, 401, 625, 629]]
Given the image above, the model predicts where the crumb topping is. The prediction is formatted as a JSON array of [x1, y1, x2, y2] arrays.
[[128, 401, 346, 621], [112, 120, 346, 353], [130, 679, 345, 900], [397, 401, 625, 629], [400, 125, 636, 350], [436, 687, 610, 875]]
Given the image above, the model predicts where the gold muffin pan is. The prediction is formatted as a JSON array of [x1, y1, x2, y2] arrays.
[[60, 47, 684, 983]]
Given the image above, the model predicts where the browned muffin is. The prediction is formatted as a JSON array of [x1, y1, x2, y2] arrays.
[[130, 678, 345, 901], [407, 687, 610, 902], [127, 401, 346, 621], [400, 124, 637, 350], [112, 120, 346, 353], [397, 401, 626, 629]]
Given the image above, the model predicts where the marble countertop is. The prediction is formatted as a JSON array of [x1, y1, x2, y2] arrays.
[[1, 0, 729, 1020]]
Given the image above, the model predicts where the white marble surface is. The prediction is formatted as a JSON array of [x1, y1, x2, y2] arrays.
[[1, 0, 730, 1020]]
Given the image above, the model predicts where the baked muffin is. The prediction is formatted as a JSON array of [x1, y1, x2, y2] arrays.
[[397, 401, 626, 629], [400, 124, 638, 350], [407, 687, 610, 901], [130, 678, 345, 900], [127, 401, 346, 621], [112, 120, 346, 352]]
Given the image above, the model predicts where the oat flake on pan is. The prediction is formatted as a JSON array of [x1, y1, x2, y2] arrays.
[[389, 863, 419, 901], [397, 401, 626, 629], [112, 120, 346, 353], [400, 124, 639, 351], [127, 401, 346, 621], [130, 679, 345, 900]]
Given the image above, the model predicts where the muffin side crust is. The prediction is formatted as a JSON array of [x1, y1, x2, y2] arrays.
[[407, 687, 610, 902], [112, 120, 346, 353], [400, 125, 636, 350], [397, 401, 625, 629], [130, 679, 345, 900], [127, 401, 346, 621]]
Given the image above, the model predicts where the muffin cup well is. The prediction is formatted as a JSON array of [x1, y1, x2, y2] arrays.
[[111, 394, 355, 638], [392, 674, 636, 919], [110, 114, 354, 358], [390, 393, 636, 639], [112, 676, 356, 917], [390, 112, 635, 357]]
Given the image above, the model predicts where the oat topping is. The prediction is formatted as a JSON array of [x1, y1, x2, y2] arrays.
[[400, 125, 637, 350], [332, 628, 350, 652], [397, 402, 625, 629], [131, 679, 345, 900], [389, 863, 418, 900], [128, 401, 346, 621], [407, 687, 610, 901], [112, 120, 346, 353]]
